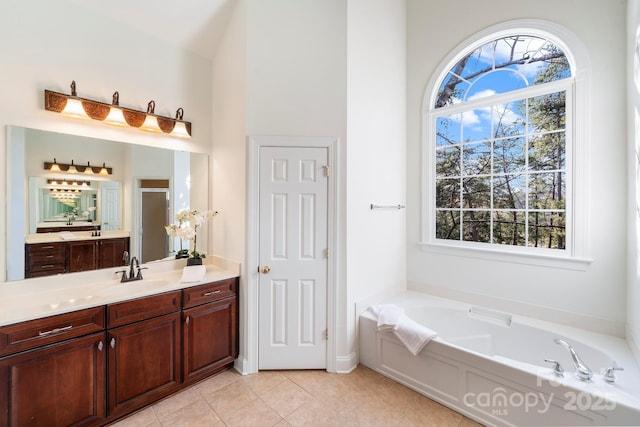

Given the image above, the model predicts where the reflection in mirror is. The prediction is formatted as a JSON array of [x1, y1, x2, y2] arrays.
[[6, 126, 209, 282]]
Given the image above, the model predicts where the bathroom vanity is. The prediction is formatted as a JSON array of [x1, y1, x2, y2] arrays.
[[0, 261, 239, 426], [24, 232, 130, 278]]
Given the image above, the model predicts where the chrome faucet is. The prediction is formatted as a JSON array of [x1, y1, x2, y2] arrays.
[[554, 338, 593, 381]]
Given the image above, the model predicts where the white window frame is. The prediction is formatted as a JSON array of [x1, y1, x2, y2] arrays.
[[419, 19, 591, 271]]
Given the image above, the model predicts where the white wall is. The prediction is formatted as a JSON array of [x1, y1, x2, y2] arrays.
[[347, 0, 407, 359], [407, 0, 628, 336], [628, 0, 640, 359], [0, 0, 213, 281]]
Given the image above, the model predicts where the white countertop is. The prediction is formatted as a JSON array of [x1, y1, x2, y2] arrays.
[[25, 229, 130, 244], [0, 256, 240, 327]]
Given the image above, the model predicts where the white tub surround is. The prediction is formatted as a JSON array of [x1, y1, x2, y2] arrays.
[[0, 256, 240, 327], [360, 292, 640, 426]]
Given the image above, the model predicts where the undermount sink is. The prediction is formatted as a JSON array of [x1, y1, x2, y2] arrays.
[[97, 279, 172, 296], [44, 280, 173, 310]]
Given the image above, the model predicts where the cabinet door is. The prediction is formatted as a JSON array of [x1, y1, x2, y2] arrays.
[[67, 240, 98, 273], [99, 238, 130, 269], [183, 296, 237, 384], [0, 332, 106, 427], [107, 312, 181, 418]]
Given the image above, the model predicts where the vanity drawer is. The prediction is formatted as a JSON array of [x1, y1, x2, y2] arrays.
[[0, 306, 105, 357], [25, 242, 67, 278], [107, 290, 182, 328], [182, 278, 238, 309], [28, 248, 66, 263]]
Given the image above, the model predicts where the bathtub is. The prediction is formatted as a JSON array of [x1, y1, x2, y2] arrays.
[[359, 291, 640, 426]]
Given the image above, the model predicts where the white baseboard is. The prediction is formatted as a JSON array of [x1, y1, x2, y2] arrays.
[[233, 356, 255, 375], [334, 352, 358, 374]]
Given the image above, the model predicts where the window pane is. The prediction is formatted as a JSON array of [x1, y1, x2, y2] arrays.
[[494, 174, 525, 209], [436, 210, 460, 240], [493, 211, 526, 246], [494, 137, 526, 173], [462, 109, 491, 142], [529, 172, 565, 209], [528, 212, 566, 249], [434, 36, 569, 109], [436, 146, 461, 176], [466, 69, 527, 101], [436, 178, 460, 208], [462, 142, 491, 175], [436, 115, 461, 145], [462, 210, 491, 243], [463, 177, 490, 209], [529, 132, 565, 171], [528, 91, 566, 132], [493, 101, 526, 138]]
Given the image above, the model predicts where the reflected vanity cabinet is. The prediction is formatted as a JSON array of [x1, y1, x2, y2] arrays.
[[24, 237, 130, 278], [23, 241, 66, 277]]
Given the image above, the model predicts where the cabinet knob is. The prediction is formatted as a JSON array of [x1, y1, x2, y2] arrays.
[[98, 341, 104, 352], [110, 338, 116, 348], [185, 316, 190, 325]]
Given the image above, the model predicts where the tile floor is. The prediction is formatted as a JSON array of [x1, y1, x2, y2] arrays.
[[108, 365, 483, 427]]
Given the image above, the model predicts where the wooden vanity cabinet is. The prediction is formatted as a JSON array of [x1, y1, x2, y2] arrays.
[[0, 307, 107, 427], [106, 291, 182, 419], [24, 241, 66, 278], [182, 277, 238, 384], [99, 238, 129, 269], [0, 276, 239, 426], [25, 237, 130, 278], [68, 237, 130, 273]]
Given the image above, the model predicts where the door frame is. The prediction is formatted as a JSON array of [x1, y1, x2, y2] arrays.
[[138, 188, 170, 262], [246, 135, 338, 374]]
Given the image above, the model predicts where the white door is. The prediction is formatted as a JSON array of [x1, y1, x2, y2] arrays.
[[258, 146, 329, 369], [100, 182, 121, 230]]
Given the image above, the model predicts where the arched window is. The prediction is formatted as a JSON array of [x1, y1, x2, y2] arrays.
[[423, 21, 589, 265]]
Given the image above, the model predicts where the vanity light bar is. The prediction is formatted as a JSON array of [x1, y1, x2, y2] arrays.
[[47, 179, 91, 187], [44, 158, 112, 175], [44, 81, 192, 138]]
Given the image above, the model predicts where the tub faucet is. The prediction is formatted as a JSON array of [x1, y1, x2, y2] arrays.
[[554, 338, 592, 381]]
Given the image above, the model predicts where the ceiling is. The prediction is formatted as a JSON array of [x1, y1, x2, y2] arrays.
[[66, 0, 237, 59]]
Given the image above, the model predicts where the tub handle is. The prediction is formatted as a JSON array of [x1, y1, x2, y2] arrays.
[[602, 363, 624, 383], [544, 359, 564, 377]]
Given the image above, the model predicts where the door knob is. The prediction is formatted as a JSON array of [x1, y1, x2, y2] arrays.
[[261, 265, 271, 274]]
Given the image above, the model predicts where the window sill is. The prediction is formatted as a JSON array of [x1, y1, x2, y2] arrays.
[[417, 241, 591, 271]]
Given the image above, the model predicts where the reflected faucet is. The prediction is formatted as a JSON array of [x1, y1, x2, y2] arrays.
[[554, 338, 593, 381]]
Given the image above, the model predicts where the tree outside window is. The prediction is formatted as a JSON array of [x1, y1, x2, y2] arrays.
[[431, 35, 572, 250]]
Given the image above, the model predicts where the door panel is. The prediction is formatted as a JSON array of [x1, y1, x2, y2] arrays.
[[258, 147, 328, 369]]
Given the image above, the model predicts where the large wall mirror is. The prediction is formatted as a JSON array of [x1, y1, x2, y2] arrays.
[[6, 126, 209, 281]]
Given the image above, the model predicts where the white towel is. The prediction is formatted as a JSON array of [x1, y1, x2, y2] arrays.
[[393, 316, 438, 356], [374, 304, 405, 332]]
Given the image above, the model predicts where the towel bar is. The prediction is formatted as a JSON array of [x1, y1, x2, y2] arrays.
[[370, 204, 405, 210]]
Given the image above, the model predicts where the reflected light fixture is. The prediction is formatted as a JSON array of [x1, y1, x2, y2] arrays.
[[44, 80, 192, 138], [44, 159, 113, 175]]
